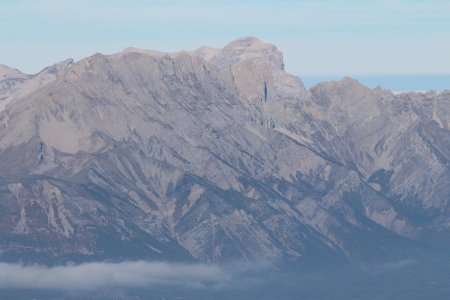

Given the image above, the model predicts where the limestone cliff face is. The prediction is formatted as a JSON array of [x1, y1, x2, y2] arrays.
[[0, 37, 449, 264]]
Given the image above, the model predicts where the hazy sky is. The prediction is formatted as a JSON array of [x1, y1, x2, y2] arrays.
[[1, 0, 450, 76]]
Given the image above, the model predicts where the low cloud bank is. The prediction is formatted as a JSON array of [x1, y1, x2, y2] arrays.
[[0, 260, 271, 291]]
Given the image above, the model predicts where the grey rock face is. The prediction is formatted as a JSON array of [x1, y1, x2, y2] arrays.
[[0, 65, 29, 106], [0, 37, 449, 264]]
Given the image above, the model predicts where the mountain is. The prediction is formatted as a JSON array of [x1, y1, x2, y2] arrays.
[[0, 65, 28, 109], [0, 37, 449, 266], [0, 65, 28, 81]]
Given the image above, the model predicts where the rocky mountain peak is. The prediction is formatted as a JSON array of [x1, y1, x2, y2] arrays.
[[0, 64, 29, 81], [194, 46, 220, 61], [309, 76, 372, 106], [209, 36, 285, 71]]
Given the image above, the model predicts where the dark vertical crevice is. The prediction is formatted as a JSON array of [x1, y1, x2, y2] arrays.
[[264, 81, 268, 102]]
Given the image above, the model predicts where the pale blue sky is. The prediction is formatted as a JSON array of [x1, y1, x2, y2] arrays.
[[1, 0, 450, 80]]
